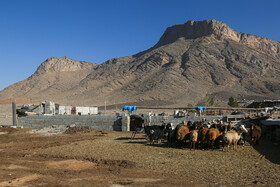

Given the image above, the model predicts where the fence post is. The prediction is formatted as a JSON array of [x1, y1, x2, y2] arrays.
[[121, 114, 130, 132], [12, 102, 17, 126]]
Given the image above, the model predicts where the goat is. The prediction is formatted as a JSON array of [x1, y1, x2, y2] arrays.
[[145, 124, 169, 144], [250, 123, 262, 146], [176, 121, 190, 146], [207, 123, 224, 149], [223, 124, 248, 151], [198, 126, 209, 149], [167, 128, 176, 147], [144, 125, 153, 140], [190, 130, 198, 150]]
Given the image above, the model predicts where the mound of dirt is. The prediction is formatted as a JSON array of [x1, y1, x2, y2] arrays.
[[85, 157, 136, 169], [47, 159, 98, 171], [64, 126, 93, 134], [0, 126, 18, 134]]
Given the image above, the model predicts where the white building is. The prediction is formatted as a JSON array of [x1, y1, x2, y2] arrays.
[[74, 106, 98, 115], [58, 106, 73, 115]]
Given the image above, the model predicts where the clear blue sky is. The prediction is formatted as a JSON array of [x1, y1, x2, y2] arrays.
[[0, 0, 279, 91]]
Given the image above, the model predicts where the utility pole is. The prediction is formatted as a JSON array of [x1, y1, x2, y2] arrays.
[[104, 100, 106, 115], [114, 100, 117, 113]]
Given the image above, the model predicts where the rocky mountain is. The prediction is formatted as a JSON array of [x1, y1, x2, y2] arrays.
[[0, 56, 97, 104], [0, 19, 279, 107]]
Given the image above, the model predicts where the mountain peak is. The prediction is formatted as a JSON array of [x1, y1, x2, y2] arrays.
[[35, 56, 95, 74], [154, 19, 237, 47], [154, 19, 280, 59]]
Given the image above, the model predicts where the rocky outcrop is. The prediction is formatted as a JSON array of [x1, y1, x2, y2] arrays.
[[35, 56, 96, 74], [155, 20, 280, 59]]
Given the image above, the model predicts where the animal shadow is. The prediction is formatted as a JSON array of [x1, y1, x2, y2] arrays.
[[115, 137, 146, 141]]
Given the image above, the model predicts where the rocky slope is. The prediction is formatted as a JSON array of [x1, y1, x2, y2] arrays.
[[0, 20, 279, 106]]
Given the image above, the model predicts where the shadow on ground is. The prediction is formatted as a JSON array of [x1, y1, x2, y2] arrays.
[[116, 135, 229, 150], [250, 138, 280, 165], [115, 137, 146, 141]]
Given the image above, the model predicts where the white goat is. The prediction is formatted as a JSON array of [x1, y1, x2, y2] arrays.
[[223, 124, 248, 152], [190, 130, 199, 150], [170, 123, 175, 130]]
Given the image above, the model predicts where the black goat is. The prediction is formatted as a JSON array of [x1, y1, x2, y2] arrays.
[[144, 124, 169, 144]]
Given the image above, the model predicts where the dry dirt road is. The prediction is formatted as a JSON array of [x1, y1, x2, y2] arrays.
[[0, 126, 279, 187]]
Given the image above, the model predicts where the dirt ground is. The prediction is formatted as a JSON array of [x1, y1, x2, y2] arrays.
[[0, 126, 280, 187]]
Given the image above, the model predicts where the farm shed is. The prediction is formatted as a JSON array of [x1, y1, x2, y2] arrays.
[[261, 119, 280, 142], [247, 100, 280, 108], [129, 115, 144, 131], [225, 114, 246, 125]]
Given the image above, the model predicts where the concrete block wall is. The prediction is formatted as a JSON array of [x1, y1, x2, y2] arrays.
[[18, 114, 222, 132], [18, 115, 122, 131], [121, 115, 130, 132], [147, 115, 222, 126]]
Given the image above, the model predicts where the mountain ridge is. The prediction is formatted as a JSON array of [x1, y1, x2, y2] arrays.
[[155, 19, 280, 59], [0, 19, 279, 106]]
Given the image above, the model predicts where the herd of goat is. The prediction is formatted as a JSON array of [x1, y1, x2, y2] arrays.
[[132, 120, 262, 151]]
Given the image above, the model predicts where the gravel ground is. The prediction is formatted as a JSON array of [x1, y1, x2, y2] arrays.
[[0, 127, 280, 186]]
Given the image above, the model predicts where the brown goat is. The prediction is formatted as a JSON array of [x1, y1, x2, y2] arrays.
[[176, 121, 190, 146], [177, 121, 190, 140], [207, 124, 224, 149], [198, 127, 209, 149], [190, 130, 198, 150], [250, 123, 262, 145]]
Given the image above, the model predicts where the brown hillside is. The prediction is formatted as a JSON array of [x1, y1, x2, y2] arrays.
[[0, 20, 279, 106], [0, 98, 31, 104]]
